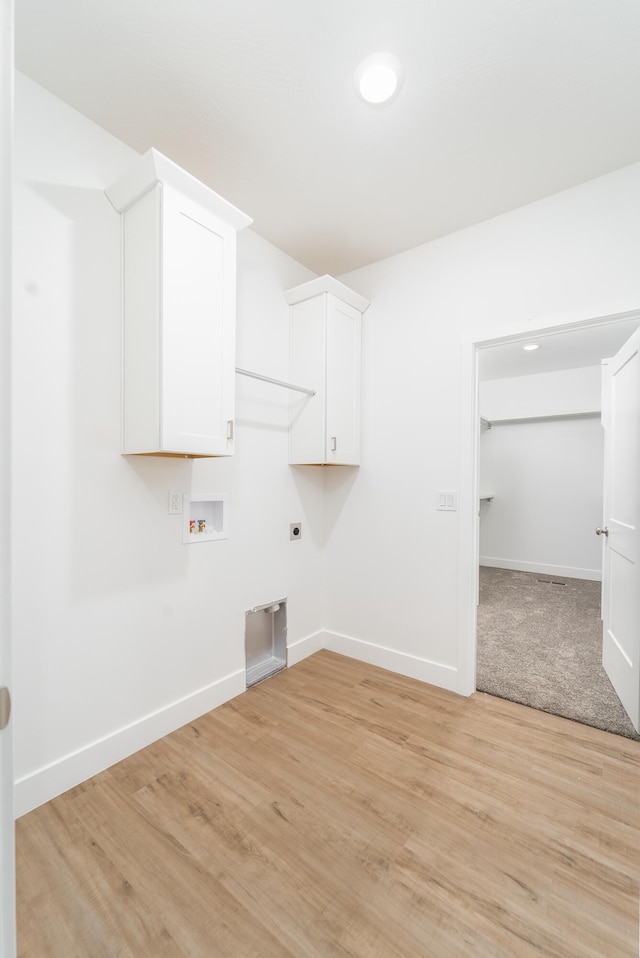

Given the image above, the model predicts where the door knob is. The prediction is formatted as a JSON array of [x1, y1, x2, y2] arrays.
[[596, 526, 609, 537]]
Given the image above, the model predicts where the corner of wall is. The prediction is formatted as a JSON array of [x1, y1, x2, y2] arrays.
[[14, 668, 245, 818]]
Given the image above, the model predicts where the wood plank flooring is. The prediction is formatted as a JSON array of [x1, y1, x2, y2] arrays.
[[16, 651, 640, 957]]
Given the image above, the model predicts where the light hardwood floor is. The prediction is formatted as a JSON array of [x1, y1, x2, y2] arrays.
[[16, 651, 640, 957]]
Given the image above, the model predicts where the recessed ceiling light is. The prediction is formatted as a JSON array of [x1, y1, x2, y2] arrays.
[[355, 53, 403, 105], [522, 343, 540, 351]]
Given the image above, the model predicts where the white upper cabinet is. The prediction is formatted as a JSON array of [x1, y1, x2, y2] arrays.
[[286, 275, 370, 465], [106, 149, 252, 457]]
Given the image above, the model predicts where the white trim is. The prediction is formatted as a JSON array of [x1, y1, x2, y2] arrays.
[[323, 630, 458, 692], [15, 669, 246, 818], [15, 625, 458, 817], [289, 628, 458, 690], [458, 336, 479, 696], [480, 557, 602, 582], [470, 303, 640, 348], [459, 305, 640, 697], [105, 148, 252, 230], [0, 1, 14, 953], [287, 629, 326, 666], [284, 274, 370, 313]]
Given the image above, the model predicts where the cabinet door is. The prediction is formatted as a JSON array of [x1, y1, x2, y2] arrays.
[[289, 295, 326, 465], [161, 185, 235, 456], [325, 296, 361, 465]]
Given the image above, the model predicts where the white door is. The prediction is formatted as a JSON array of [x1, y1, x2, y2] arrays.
[[0, 0, 16, 954], [325, 295, 361, 465], [601, 326, 640, 732]]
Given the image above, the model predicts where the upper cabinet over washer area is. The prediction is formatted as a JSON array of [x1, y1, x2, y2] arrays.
[[106, 149, 252, 458], [285, 275, 370, 466]]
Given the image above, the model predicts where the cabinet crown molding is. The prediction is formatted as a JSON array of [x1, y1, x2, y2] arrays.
[[105, 148, 253, 231], [284, 274, 370, 314]]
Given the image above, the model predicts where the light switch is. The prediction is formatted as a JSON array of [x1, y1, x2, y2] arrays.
[[437, 490, 457, 512]]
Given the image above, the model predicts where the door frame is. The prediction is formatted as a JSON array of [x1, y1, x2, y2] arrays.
[[457, 303, 640, 697], [0, 0, 15, 953]]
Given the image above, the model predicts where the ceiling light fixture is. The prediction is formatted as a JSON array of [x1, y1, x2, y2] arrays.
[[355, 52, 403, 105], [522, 343, 540, 351]]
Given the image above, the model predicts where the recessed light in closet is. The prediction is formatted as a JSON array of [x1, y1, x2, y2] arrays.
[[355, 53, 403, 104]]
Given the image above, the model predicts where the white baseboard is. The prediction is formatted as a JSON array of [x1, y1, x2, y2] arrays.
[[322, 630, 458, 693], [15, 669, 246, 818], [16, 630, 459, 817], [480, 556, 602, 582], [287, 628, 326, 666]]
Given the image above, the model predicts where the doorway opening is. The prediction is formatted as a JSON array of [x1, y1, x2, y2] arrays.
[[459, 307, 640, 736]]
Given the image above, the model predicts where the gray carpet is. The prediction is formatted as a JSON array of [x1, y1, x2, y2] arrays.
[[476, 566, 640, 740]]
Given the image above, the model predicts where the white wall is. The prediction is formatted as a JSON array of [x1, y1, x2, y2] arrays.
[[480, 365, 602, 421], [332, 163, 640, 691], [479, 417, 603, 579], [13, 70, 640, 812], [12, 73, 320, 815], [479, 366, 604, 579]]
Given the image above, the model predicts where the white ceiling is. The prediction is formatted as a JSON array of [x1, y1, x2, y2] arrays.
[[15, 0, 640, 276], [478, 315, 640, 381]]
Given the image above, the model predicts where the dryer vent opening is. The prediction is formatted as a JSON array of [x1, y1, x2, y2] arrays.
[[245, 599, 287, 687]]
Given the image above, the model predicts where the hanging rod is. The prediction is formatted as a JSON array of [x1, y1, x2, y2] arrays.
[[235, 367, 315, 396]]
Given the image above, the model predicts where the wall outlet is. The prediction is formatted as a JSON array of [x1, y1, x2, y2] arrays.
[[290, 522, 302, 541], [168, 490, 183, 515]]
